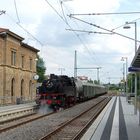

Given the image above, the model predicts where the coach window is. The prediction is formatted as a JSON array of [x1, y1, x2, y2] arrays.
[[11, 50, 16, 66]]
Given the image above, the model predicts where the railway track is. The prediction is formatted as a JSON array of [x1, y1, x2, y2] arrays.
[[39, 97, 110, 140], [0, 111, 54, 133], [0, 98, 95, 133], [0, 97, 99, 133], [0, 98, 100, 133]]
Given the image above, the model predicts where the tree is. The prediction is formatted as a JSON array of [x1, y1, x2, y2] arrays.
[[94, 80, 99, 84], [36, 55, 46, 82], [88, 79, 93, 83]]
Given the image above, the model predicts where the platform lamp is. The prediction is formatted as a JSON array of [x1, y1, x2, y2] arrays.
[[123, 21, 137, 114], [123, 21, 137, 54]]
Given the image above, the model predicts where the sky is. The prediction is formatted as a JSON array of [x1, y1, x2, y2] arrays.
[[0, 0, 140, 84]]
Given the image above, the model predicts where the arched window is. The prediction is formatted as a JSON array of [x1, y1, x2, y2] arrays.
[[11, 78, 15, 97], [21, 79, 24, 98], [11, 78, 15, 103], [29, 80, 32, 99]]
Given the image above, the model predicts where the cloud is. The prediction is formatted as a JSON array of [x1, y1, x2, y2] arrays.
[[36, 16, 77, 47], [68, 0, 121, 13], [0, 0, 139, 83]]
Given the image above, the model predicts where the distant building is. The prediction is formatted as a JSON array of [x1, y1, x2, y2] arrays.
[[77, 76, 88, 82], [0, 28, 39, 105]]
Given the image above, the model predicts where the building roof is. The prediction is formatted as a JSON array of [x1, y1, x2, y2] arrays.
[[0, 27, 8, 32], [21, 42, 39, 52], [0, 27, 39, 52], [0, 27, 24, 41], [131, 46, 140, 68]]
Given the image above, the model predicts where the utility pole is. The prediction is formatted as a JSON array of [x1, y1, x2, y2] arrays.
[[74, 50, 77, 79], [97, 67, 100, 84], [58, 68, 65, 75], [74, 50, 101, 83]]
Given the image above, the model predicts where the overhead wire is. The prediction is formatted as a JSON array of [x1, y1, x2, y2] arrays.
[[67, 14, 138, 81], [6, 12, 72, 70], [58, 1, 131, 74], [44, 1, 132, 83], [59, 0, 68, 24], [12, 0, 45, 56], [63, 5, 110, 78], [61, 3, 132, 68], [60, 0, 104, 67], [68, 11, 140, 83], [44, 0, 67, 23], [70, 11, 140, 16], [66, 10, 139, 68], [7, 1, 44, 47], [66, 28, 114, 34], [44, 0, 102, 68], [13, 0, 20, 23], [69, 16, 140, 43], [0, 1, 83, 74], [8, 0, 129, 80], [6, 13, 44, 46]]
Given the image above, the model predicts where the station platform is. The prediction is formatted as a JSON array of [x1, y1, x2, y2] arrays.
[[0, 102, 36, 113], [81, 96, 140, 140]]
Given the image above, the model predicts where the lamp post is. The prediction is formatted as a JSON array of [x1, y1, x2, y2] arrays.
[[123, 21, 137, 54], [97, 67, 100, 84], [121, 57, 128, 97], [123, 21, 137, 114]]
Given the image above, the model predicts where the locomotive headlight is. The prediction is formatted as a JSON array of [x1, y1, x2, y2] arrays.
[[53, 96, 57, 100]]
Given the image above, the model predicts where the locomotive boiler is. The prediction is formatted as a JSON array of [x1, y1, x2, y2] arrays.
[[36, 74, 107, 110]]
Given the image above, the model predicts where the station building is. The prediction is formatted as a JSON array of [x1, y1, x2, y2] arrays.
[[0, 28, 39, 105]]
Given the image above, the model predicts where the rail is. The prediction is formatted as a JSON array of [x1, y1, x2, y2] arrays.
[[39, 97, 111, 140]]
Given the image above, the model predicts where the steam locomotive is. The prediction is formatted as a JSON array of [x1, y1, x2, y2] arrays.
[[36, 74, 107, 110]]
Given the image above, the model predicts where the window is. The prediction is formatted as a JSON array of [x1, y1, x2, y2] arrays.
[[11, 50, 16, 66], [29, 80, 32, 96], [21, 55, 24, 68], [11, 78, 15, 97], [21, 79, 24, 97], [30, 58, 32, 70]]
